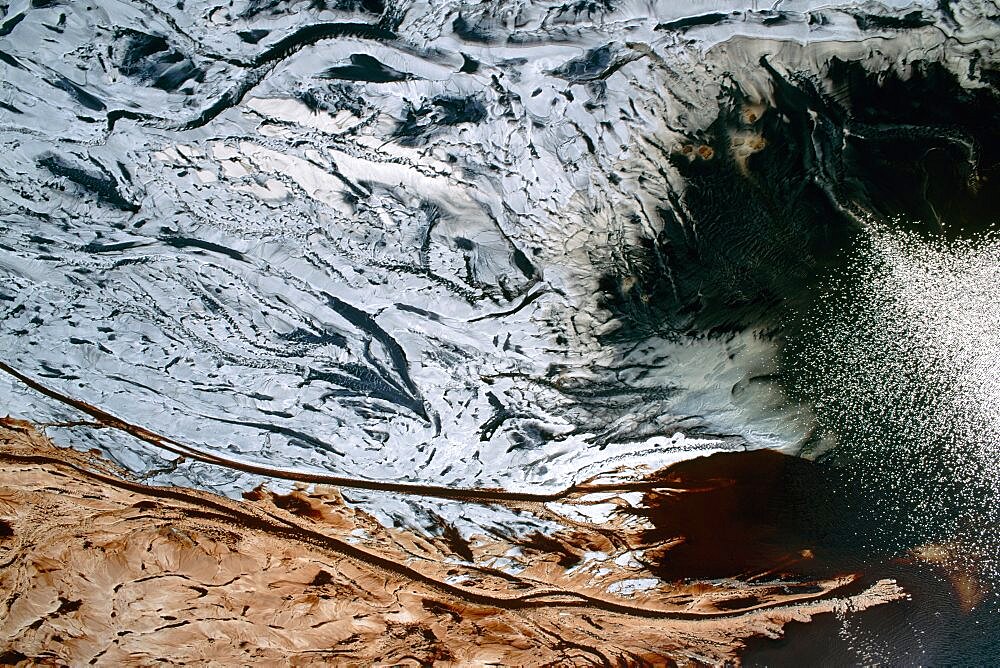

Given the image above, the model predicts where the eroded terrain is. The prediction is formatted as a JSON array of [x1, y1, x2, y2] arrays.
[[0, 418, 908, 664]]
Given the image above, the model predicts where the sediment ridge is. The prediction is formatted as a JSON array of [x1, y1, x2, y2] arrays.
[[0, 418, 905, 665]]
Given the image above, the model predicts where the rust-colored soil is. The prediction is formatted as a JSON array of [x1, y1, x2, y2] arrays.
[[0, 418, 905, 665]]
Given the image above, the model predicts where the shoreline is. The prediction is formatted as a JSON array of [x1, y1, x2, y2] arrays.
[[0, 417, 906, 665]]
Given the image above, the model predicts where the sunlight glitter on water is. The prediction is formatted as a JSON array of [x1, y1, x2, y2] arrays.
[[784, 218, 1000, 590]]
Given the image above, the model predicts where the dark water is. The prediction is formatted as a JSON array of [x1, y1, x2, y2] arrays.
[[661, 427, 1000, 666], [745, 566, 1000, 666], [738, 224, 1000, 665], [620, 445, 1000, 665], [592, 44, 1000, 664]]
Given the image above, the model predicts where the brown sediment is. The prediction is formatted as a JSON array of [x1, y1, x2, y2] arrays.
[[730, 131, 767, 175], [910, 543, 988, 613], [0, 418, 907, 665], [741, 104, 767, 125]]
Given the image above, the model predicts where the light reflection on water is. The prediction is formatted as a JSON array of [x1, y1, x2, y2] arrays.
[[769, 220, 1000, 663]]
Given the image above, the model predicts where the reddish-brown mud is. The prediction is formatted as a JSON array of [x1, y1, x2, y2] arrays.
[[0, 417, 906, 665]]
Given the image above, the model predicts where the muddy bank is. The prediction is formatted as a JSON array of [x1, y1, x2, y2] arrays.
[[0, 418, 907, 665]]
